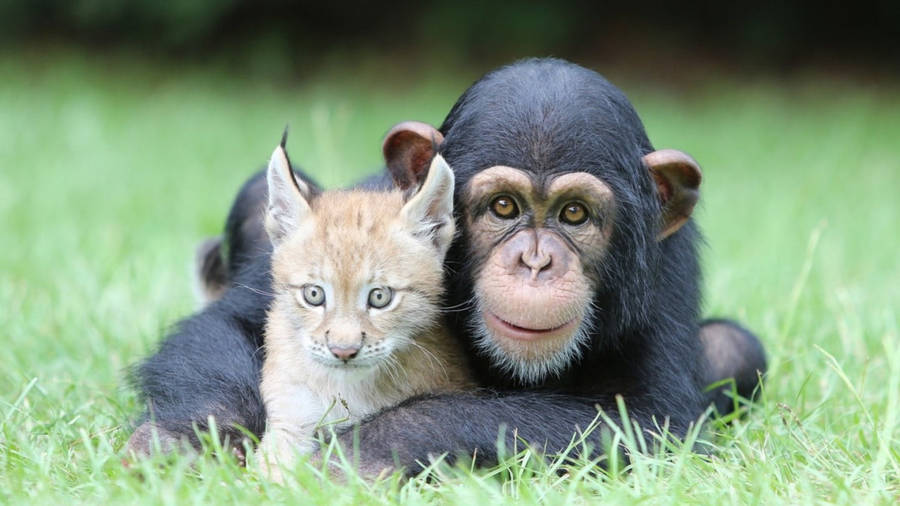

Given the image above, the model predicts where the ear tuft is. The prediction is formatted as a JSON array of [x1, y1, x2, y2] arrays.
[[643, 149, 702, 241], [383, 121, 444, 191], [265, 141, 311, 246], [399, 154, 456, 258], [280, 125, 289, 149]]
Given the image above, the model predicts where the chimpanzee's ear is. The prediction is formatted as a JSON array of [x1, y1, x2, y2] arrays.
[[265, 135, 313, 246], [383, 121, 444, 190], [400, 154, 456, 258], [643, 149, 702, 240]]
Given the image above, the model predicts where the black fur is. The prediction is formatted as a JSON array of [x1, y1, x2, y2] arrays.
[[129, 58, 766, 472]]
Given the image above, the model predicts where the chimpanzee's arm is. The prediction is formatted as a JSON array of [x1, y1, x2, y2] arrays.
[[128, 263, 272, 457], [332, 391, 679, 477], [130, 310, 265, 450]]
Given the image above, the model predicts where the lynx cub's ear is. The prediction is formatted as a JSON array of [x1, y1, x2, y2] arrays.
[[265, 141, 313, 246], [399, 154, 456, 257]]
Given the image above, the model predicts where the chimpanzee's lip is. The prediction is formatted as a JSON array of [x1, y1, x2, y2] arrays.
[[484, 312, 579, 342]]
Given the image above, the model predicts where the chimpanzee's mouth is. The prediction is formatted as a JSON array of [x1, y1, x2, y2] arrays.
[[484, 312, 579, 342]]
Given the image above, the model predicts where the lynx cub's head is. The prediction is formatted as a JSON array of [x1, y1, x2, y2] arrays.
[[264, 140, 455, 373]]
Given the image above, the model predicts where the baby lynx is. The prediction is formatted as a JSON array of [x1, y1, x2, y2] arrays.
[[255, 139, 471, 480]]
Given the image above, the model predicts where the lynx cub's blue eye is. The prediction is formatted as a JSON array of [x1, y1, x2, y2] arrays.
[[302, 285, 325, 306], [368, 287, 393, 309]]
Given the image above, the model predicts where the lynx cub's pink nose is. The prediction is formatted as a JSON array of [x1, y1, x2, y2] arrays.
[[329, 345, 360, 361]]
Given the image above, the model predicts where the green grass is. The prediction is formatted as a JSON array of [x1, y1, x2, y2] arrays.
[[1, 52, 898, 504]]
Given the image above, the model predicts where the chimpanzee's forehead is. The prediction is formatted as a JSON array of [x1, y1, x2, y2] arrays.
[[440, 62, 652, 182], [443, 108, 645, 183]]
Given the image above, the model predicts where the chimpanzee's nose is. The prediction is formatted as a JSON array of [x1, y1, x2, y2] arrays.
[[501, 229, 569, 283], [329, 345, 360, 361], [521, 250, 552, 278]]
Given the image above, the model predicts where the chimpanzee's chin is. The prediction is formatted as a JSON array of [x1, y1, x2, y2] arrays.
[[470, 308, 589, 384]]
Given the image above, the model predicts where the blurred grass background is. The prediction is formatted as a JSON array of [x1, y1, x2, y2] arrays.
[[1, 2, 899, 503]]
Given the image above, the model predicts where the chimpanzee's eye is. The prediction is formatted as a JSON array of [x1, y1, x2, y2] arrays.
[[560, 202, 589, 225], [302, 284, 325, 306], [490, 195, 519, 219], [367, 287, 393, 309]]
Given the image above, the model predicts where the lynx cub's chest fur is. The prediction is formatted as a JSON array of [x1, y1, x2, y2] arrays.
[[255, 141, 471, 479]]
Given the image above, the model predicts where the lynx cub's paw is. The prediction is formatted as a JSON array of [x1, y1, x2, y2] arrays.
[[255, 430, 316, 483]]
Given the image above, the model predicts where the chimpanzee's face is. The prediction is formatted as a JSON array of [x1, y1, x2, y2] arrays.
[[459, 166, 616, 383], [380, 106, 701, 386]]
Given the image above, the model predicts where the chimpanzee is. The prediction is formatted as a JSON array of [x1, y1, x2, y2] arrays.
[[128, 58, 766, 473]]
